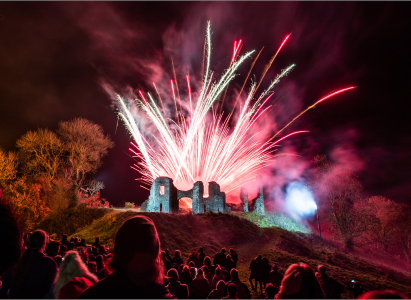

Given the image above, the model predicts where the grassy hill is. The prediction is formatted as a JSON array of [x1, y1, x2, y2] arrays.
[[43, 209, 411, 299]]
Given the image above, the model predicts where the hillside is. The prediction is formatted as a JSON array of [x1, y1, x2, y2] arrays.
[[57, 210, 411, 299]]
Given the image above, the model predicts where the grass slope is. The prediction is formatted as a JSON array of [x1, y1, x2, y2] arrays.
[[68, 210, 411, 299]]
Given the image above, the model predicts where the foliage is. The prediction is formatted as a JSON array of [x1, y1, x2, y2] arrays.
[[37, 204, 112, 238], [5, 176, 52, 231], [124, 202, 135, 209], [57, 118, 114, 206], [0, 148, 18, 186], [77, 191, 109, 208], [16, 129, 64, 187], [308, 154, 372, 249]]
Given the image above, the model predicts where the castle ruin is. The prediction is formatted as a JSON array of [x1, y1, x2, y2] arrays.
[[140, 176, 265, 215]]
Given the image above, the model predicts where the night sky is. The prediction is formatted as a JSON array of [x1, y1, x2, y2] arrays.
[[1, 2, 411, 207]]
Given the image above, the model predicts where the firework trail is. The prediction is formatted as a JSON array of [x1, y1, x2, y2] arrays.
[[115, 21, 355, 196]]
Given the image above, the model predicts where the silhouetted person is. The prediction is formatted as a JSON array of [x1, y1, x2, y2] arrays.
[[187, 250, 201, 268], [225, 268, 251, 299], [211, 266, 224, 290], [45, 241, 61, 265], [346, 280, 364, 299], [207, 280, 226, 299], [78, 238, 86, 247], [192, 268, 210, 298], [225, 254, 235, 273], [95, 254, 111, 280], [202, 265, 213, 287], [60, 234, 69, 247], [358, 290, 409, 299], [162, 251, 172, 272], [59, 244, 68, 257], [87, 247, 96, 262], [167, 268, 189, 299], [229, 248, 238, 268], [204, 256, 215, 275], [275, 263, 325, 299], [78, 215, 173, 299], [180, 265, 193, 297], [262, 258, 271, 288], [3, 230, 58, 298], [198, 247, 206, 267], [172, 250, 184, 268], [67, 242, 75, 251], [269, 264, 283, 288], [213, 248, 226, 267], [222, 283, 238, 299], [92, 237, 101, 249], [98, 245, 107, 256], [165, 249, 172, 261], [315, 265, 344, 299], [88, 261, 98, 274], [190, 266, 196, 280], [249, 255, 264, 293], [0, 200, 22, 277], [265, 283, 278, 299]]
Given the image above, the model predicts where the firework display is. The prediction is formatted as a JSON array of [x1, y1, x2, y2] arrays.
[[116, 21, 354, 196]]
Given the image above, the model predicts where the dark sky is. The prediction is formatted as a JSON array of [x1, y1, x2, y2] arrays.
[[1, 2, 411, 207]]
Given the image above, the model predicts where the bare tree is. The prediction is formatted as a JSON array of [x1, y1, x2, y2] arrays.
[[16, 129, 64, 187], [58, 118, 114, 207], [308, 154, 375, 250]]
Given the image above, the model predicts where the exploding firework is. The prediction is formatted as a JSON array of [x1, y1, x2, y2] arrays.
[[115, 21, 354, 196]]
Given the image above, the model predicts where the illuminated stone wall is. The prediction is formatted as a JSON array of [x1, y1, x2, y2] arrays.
[[140, 176, 264, 215]]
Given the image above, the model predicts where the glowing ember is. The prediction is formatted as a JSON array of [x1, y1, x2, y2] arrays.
[[115, 21, 355, 195]]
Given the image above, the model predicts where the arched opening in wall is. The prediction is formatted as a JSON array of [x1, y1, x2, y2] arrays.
[[204, 203, 206, 213], [160, 203, 162, 212], [179, 197, 192, 214]]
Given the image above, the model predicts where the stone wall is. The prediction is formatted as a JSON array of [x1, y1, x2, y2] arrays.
[[140, 176, 261, 215]]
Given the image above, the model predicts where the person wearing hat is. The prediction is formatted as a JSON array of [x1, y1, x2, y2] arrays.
[[78, 215, 173, 299]]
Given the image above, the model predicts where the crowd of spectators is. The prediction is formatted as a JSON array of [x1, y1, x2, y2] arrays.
[[0, 201, 409, 299]]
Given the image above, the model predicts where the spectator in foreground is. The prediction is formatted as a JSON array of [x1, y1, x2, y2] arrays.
[[225, 268, 251, 299], [180, 265, 193, 295], [60, 234, 69, 247], [275, 263, 325, 299], [213, 248, 227, 267], [249, 255, 264, 293], [166, 268, 189, 299], [4, 230, 58, 298], [95, 255, 111, 280], [78, 215, 173, 299], [192, 268, 210, 298], [207, 280, 226, 299], [315, 265, 345, 299], [45, 241, 62, 266], [92, 237, 101, 249], [358, 290, 409, 299], [202, 265, 213, 287], [172, 250, 184, 268], [161, 251, 172, 272], [0, 200, 22, 277], [264, 283, 278, 299], [211, 266, 225, 290], [269, 264, 283, 288], [198, 247, 206, 266], [204, 256, 215, 275], [53, 250, 98, 299], [228, 248, 238, 268], [222, 283, 238, 299]]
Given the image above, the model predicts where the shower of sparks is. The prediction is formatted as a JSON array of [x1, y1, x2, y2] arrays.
[[115, 21, 355, 196]]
